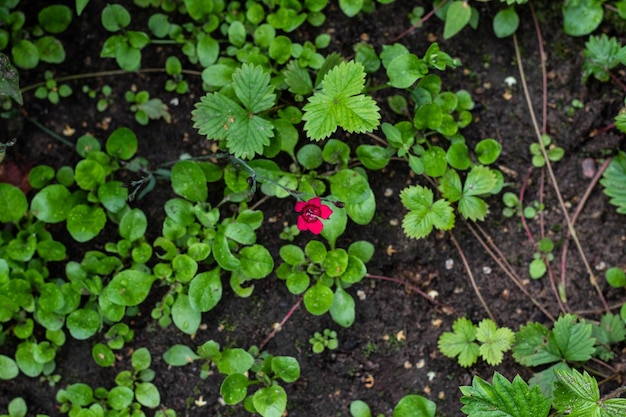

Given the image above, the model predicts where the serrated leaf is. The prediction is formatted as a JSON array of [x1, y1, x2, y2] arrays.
[[460, 373, 551, 417], [401, 185, 454, 239], [554, 368, 601, 417], [553, 314, 596, 363], [233, 63, 276, 113], [438, 317, 479, 367], [513, 322, 562, 366], [463, 166, 497, 196], [600, 151, 626, 214], [475, 319, 514, 366], [458, 195, 488, 221], [302, 61, 380, 140]]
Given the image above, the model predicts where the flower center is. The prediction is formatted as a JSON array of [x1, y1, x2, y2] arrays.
[[301, 204, 321, 223]]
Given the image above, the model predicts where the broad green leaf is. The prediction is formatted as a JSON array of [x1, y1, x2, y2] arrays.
[[303, 283, 334, 315], [103, 270, 155, 306], [513, 322, 562, 366], [233, 63, 276, 113], [221, 373, 250, 405], [106, 127, 138, 160], [31, 184, 72, 223], [135, 382, 160, 408], [216, 348, 254, 375], [302, 61, 380, 140], [163, 344, 200, 366], [108, 386, 134, 410], [393, 395, 436, 417], [67, 308, 101, 340], [271, 356, 300, 383], [171, 160, 208, 202], [563, 0, 603, 36], [443, 1, 472, 39], [0, 183, 27, 223], [0, 354, 19, 380], [463, 166, 497, 196], [189, 269, 222, 312], [98, 181, 128, 213], [15, 342, 44, 377], [239, 245, 274, 278], [329, 287, 355, 327], [65, 383, 94, 407], [213, 232, 241, 271], [101, 4, 131, 32], [253, 385, 287, 417], [119, 208, 147, 242], [172, 293, 201, 335], [460, 373, 551, 417], [66, 205, 107, 242], [387, 53, 427, 88], [493, 8, 519, 38]]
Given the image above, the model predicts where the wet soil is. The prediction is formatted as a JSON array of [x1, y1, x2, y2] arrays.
[[1, 1, 626, 416]]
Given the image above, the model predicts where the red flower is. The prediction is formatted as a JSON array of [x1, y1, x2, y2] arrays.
[[295, 197, 333, 235]]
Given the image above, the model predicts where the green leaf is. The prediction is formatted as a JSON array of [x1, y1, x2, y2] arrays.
[[444, 1, 472, 39], [553, 368, 603, 417], [31, 184, 72, 223], [387, 53, 427, 88], [39, 5, 72, 33], [12, 39, 39, 69], [0, 354, 19, 380], [460, 372, 551, 417], [66, 205, 107, 242], [192, 66, 275, 159], [329, 287, 355, 327], [106, 127, 138, 160], [172, 293, 201, 335], [239, 245, 274, 278], [101, 4, 130, 31], [7, 397, 27, 417], [135, 382, 160, 408], [302, 61, 380, 140], [553, 314, 596, 362], [438, 317, 479, 368], [350, 400, 372, 417], [600, 150, 626, 214], [103, 270, 154, 306], [339, 0, 363, 17], [0, 53, 23, 104], [163, 344, 200, 366], [221, 373, 250, 405], [0, 183, 27, 223], [393, 395, 436, 417], [171, 160, 207, 202], [401, 185, 454, 239], [493, 8, 519, 38], [304, 283, 334, 315], [67, 308, 101, 340], [189, 269, 222, 312], [563, 0, 603, 36], [216, 348, 254, 375], [463, 166, 497, 196], [475, 319, 514, 366], [253, 385, 287, 417], [271, 356, 300, 383], [513, 322, 562, 366], [108, 386, 134, 410]]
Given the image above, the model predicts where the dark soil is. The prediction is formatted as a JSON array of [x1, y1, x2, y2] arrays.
[[2, 1, 626, 416]]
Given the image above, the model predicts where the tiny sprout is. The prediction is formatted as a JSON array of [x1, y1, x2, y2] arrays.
[[309, 329, 338, 354]]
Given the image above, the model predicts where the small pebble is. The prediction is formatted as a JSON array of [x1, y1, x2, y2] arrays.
[[482, 266, 492, 274], [445, 259, 454, 270], [384, 187, 393, 197], [582, 158, 596, 179]]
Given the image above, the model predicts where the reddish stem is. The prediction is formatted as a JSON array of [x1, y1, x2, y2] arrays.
[[259, 296, 303, 351], [391, 0, 449, 43]]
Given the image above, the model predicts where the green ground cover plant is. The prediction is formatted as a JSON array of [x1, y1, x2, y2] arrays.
[[1, 0, 626, 416]]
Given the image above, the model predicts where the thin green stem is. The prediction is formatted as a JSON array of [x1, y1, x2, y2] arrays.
[[27, 118, 74, 147]]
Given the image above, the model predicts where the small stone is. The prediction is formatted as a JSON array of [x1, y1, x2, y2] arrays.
[[445, 259, 454, 270], [384, 187, 393, 197], [482, 266, 492, 274], [582, 158, 596, 179]]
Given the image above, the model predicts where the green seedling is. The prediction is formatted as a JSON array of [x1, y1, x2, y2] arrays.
[[163, 342, 299, 417], [0, 397, 50, 417], [0, 4, 71, 69], [34, 70, 72, 104], [100, 4, 150, 71], [564, 98, 584, 117], [82, 84, 113, 111], [563, 0, 604, 36], [438, 317, 514, 367], [350, 395, 436, 417], [529, 237, 554, 279], [277, 239, 374, 327], [57, 348, 161, 413], [501, 192, 544, 219], [309, 328, 338, 353], [582, 34, 626, 82], [164, 56, 188, 93], [530, 134, 564, 168], [125, 89, 171, 125]]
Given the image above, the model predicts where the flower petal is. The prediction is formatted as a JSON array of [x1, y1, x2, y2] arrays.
[[319, 204, 333, 219], [297, 216, 310, 232], [308, 219, 324, 234], [295, 201, 307, 212], [308, 197, 322, 207]]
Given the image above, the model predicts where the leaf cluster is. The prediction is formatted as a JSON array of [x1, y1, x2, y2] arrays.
[[438, 317, 515, 367], [582, 34, 626, 82], [163, 342, 299, 417], [276, 240, 373, 327]]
